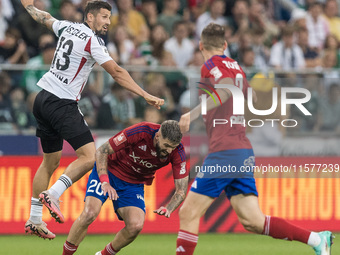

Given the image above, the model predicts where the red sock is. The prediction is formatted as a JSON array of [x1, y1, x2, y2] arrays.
[[101, 243, 119, 255], [176, 230, 198, 255], [262, 216, 311, 243], [62, 241, 78, 255]]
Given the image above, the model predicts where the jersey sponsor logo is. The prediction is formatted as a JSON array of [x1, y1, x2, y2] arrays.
[[150, 150, 157, 157], [210, 66, 222, 80], [180, 162, 186, 175], [129, 151, 157, 168], [65, 26, 90, 41], [113, 133, 127, 146], [49, 70, 69, 84], [138, 145, 147, 151], [222, 60, 241, 71], [136, 194, 145, 201]]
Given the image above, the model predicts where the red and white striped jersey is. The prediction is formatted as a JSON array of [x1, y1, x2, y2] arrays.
[[37, 21, 112, 101]]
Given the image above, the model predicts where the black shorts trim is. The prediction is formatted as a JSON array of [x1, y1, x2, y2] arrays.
[[40, 137, 63, 153], [66, 130, 94, 151]]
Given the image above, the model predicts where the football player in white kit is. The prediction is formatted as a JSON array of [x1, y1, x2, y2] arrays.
[[21, 0, 164, 239]]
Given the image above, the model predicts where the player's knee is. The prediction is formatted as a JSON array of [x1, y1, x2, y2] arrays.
[[81, 208, 99, 226], [79, 154, 95, 170], [42, 159, 60, 172], [179, 205, 196, 222], [126, 221, 144, 237]]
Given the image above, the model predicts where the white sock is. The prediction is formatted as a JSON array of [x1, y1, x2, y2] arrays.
[[49, 174, 72, 199], [308, 232, 321, 247], [29, 197, 42, 224]]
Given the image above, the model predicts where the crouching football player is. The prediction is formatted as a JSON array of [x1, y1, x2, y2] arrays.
[[62, 120, 188, 255]]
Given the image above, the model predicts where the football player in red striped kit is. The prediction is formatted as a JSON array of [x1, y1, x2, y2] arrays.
[[62, 120, 188, 255], [176, 23, 333, 255]]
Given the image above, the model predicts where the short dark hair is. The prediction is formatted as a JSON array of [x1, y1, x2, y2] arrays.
[[173, 20, 187, 32], [84, 0, 112, 21], [201, 23, 225, 51], [160, 120, 182, 145]]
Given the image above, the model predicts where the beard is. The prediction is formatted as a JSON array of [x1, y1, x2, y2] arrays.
[[95, 28, 107, 36], [155, 141, 168, 159]]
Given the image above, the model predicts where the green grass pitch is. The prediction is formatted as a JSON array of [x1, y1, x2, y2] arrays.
[[0, 233, 337, 255]]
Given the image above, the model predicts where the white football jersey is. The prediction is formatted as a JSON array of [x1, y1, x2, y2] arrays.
[[37, 21, 112, 100]]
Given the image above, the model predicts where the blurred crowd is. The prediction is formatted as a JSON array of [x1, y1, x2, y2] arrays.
[[1, 0, 340, 133]]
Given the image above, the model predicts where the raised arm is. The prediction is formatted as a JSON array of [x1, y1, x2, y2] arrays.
[[95, 141, 118, 200], [21, 0, 57, 31], [101, 60, 164, 109], [154, 176, 189, 218]]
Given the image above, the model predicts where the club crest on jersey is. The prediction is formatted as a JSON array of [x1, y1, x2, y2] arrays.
[[151, 150, 157, 157], [138, 145, 147, 151], [113, 133, 126, 146], [210, 66, 222, 80]]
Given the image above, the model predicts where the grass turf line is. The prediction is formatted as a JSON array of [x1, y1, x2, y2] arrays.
[[0, 233, 337, 255]]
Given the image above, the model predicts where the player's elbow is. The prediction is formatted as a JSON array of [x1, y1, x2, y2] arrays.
[[110, 64, 125, 80]]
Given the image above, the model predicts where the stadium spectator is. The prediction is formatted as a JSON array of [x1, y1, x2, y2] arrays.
[[187, 0, 210, 21], [144, 72, 177, 119], [158, 0, 182, 36], [57, 0, 82, 22], [306, 1, 329, 50], [289, 8, 307, 29], [10, 87, 34, 130], [149, 24, 168, 64], [322, 48, 338, 68], [296, 27, 321, 68], [228, 0, 250, 39], [97, 83, 137, 130], [21, 33, 56, 94], [323, 34, 340, 68], [195, 0, 227, 40], [323, 0, 340, 41], [0, 27, 28, 65], [143, 105, 164, 123], [164, 21, 195, 67], [240, 47, 256, 70], [229, 30, 252, 63], [269, 26, 305, 70], [15, 0, 51, 56], [140, 0, 158, 29], [107, 25, 135, 65], [0, 71, 14, 131], [109, 0, 149, 45], [248, 0, 279, 42], [0, 0, 9, 43], [251, 28, 270, 71], [62, 120, 188, 255]]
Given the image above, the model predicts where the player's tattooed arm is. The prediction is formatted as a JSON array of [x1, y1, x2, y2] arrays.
[[25, 5, 57, 31], [96, 141, 115, 177], [166, 176, 189, 213]]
